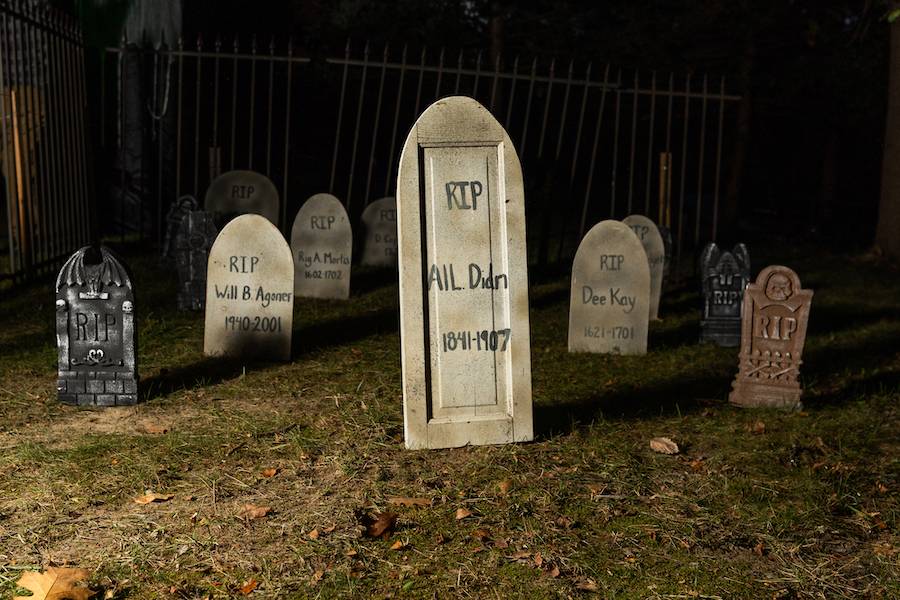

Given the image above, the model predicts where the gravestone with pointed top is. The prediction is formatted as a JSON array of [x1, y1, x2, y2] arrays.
[[56, 246, 138, 406], [623, 215, 665, 320], [204, 214, 294, 361], [360, 196, 397, 267], [729, 265, 812, 409], [174, 211, 218, 311], [205, 170, 280, 227], [291, 193, 352, 300], [699, 243, 750, 347], [568, 220, 650, 354], [397, 96, 533, 449]]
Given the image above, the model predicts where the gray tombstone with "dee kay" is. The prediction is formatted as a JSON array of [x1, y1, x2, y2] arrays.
[[396, 96, 533, 449], [290, 193, 352, 300]]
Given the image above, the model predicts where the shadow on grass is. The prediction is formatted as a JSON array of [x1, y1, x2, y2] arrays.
[[140, 355, 248, 400], [351, 267, 398, 296], [292, 306, 399, 356]]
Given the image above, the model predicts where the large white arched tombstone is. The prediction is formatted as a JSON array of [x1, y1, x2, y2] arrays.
[[360, 196, 398, 267], [204, 170, 280, 227], [203, 214, 294, 360], [623, 214, 665, 320], [397, 96, 533, 450], [568, 220, 650, 354], [290, 193, 352, 300]]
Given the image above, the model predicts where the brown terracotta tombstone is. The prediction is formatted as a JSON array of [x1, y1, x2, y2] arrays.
[[729, 266, 813, 410]]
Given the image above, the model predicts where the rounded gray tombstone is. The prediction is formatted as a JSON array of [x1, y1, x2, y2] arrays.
[[623, 214, 665, 320], [204, 170, 280, 227], [290, 193, 352, 300], [204, 214, 294, 361], [568, 220, 650, 354], [360, 196, 397, 267]]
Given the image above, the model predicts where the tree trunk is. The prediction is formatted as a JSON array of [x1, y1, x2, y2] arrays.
[[876, 17, 900, 260]]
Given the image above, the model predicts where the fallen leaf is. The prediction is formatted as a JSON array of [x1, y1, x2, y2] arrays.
[[310, 570, 324, 585], [260, 468, 279, 478], [455, 508, 473, 520], [575, 578, 599, 592], [546, 564, 560, 578], [649, 437, 680, 455], [471, 528, 491, 542], [555, 516, 574, 529], [753, 541, 765, 556], [387, 496, 432, 507], [507, 550, 530, 562], [144, 424, 169, 434], [309, 529, 320, 540], [751, 420, 766, 435], [533, 552, 543, 567], [344, 549, 358, 557], [389, 540, 408, 551], [498, 480, 512, 494], [133, 491, 175, 505], [238, 578, 258, 595], [366, 512, 397, 538], [322, 523, 336, 533], [239, 504, 272, 520], [495, 538, 509, 549], [14, 567, 94, 600], [688, 458, 705, 472]]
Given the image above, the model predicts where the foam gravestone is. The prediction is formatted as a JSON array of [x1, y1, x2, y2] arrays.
[[290, 193, 352, 300], [204, 170, 280, 227], [623, 214, 665, 320], [397, 96, 533, 449], [729, 265, 812, 409], [173, 210, 218, 311], [161, 195, 198, 262], [56, 246, 138, 406], [699, 243, 750, 347], [360, 196, 398, 267], [568, 220, 650, 354], [204, 214, 294, 361]]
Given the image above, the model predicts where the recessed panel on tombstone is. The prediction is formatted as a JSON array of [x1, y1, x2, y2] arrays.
[[700, 243, 750, 347], [568, 220, 650, 355], [204, 214, 294, 361], [174, 210, 218, 311], [397, 96, 533, 450], [204, 170, 280, 227], [360, 196, 398, 267], [291, 193, 352, 300], [623, 215, 665, 320]]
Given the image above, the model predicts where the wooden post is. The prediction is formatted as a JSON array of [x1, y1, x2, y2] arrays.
[[658, 151, 672, 227]]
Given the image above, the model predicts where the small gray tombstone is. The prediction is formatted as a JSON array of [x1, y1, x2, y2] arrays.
[[204, 214, 294, 361], [56, 246, 138, 406], [568, 220, 650, 354], [290, 193, 352, 300], [397, 96, 533, 449], [622, 215, 665, 320], [658, 224, 673, 288], [360, 196, 397, 267], [161, 195, 198, 262], [174, 211, 219, 311], [699, 243, 750, 347], [204, 170, 280, 227]]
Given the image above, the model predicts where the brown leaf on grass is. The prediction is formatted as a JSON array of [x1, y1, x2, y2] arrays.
[[545, 564, 560, 578], [238, 578, 258, 595], [555, 516, 575, 529], [753, 542, 766, 556], [344, 549, 358, 557], [322, 523, 336, 533], [750, 420, 766, 435], [14, 567, 94, 600], [260, 467, 279, 478], [366, 512, 397, 538], [143, 424, 169, 434], [497, 479, 512, 494], [387, 496, 432, 507], [533, 552, 543, 567], [310, 570, 324, 585], [389, 540, 408, 551], [688, 458, 705, 472], [455, 508, 473, 520], [507, 550, 530, 562], [309, 529, 320, 540], [471, 528, 491, 542], [575, 578, 599, 592], [649, 437, 680, 455], [239, 504, 272, 520], [133, 491, 175, 505]]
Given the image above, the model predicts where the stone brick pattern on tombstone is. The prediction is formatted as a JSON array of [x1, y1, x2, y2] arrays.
[[56, 246, 138, 406], [699, 243, 750, 347], [729, 265, 812, 410], [397, 96, 533, 450], [174, 211, 218, 311]]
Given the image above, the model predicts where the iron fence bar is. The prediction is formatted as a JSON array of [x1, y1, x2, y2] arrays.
[[412, 46, 426, 117], [0, 7, 19, 272], [489, 53, 500, 111], [627, 70, 639, 215], [676, 74, 691, 264], [67, 13, 88, 246], [554, 59, 573, 159], [610, 70, 622, 218], [193, 35, 202, 195], [694, 74, 708, 246], [345, 41, 370, 213], [14, 6, 37, 267], [155, 40, 164, 244], [117, 35, 125, 242], [30, 2, 53, 264], [472, 50, 482, 98], [265, 37, 274, 177], [643, 70, 657, 216], [579, 63, 611, 238], [384, 43, 408, 197], [73, 17, 92, 244], [18, 6, 41, 267], [282, 39, 293, 229], [56, 11, 77, 248], [229, 35, 238, 171], [212, 36, 220, 150], [712, 76, 726, 241], [38, 5, 59, 260], [247, 35, 257, 170], [519, 58, 537, 152], [433, 46, 444, 98], [175, 36, 183, 196], [537, 58, 554, 157], [453, 49, 462, 94], [329, 40, 350, 195], [364, 44, 388, 207], [150, 39, 159, 241], [0, 1, 80, 44], [504, 55, 519, 126]]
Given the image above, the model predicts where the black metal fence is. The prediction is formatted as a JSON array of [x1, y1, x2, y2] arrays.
[[101, 36, 740, 266], [0, 0, 93, 283]]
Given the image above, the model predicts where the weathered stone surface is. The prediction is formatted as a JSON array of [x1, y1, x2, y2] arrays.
[[56, 246, 138, 406], [162, 195, 198, 262], [360, 196, 397, 267], [623, 214, 665, 320], [173, 211, 218, 311], [699, 243, 750, 347], [203, 214, 294, 361], [204, 170, 280, 227], [397, 96, 533, 449], [568, 220, 650, 354], [290, 193, 352, 300], [729, 265, 812, 409]]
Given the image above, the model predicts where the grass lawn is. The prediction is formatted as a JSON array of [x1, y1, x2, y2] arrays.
[[0, 241, 898, 599]]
